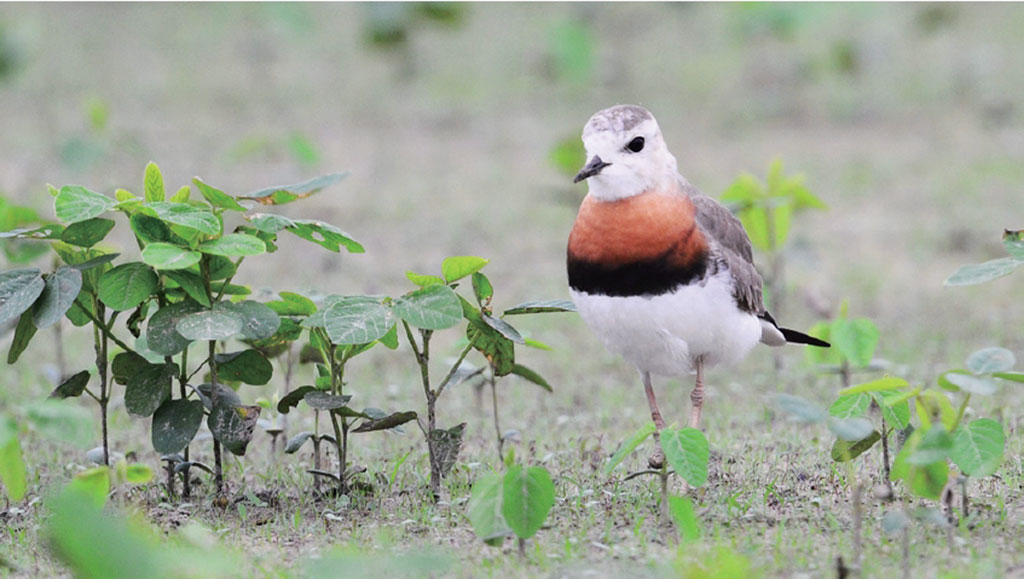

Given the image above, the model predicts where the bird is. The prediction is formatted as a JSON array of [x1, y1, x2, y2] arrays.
[[566, 104, 829, 470]]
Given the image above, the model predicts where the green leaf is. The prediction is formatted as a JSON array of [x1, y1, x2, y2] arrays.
[[994, 371, 1024, 384], [304, 391, 353, 410], [266, 291, 316, 316], [193, 178, 245, 211], [509, 364, 553, 392], [467, 472, 513, 545], [50, 370, 91, 399], [170, 185, 190, 203], [838, 376, 909, 396], [54, 186, 116, 223], [319, 298, 393, 345], [944, 257, 1019, 286], [502, 299, 577, 315], [831, 318, 879, 367], [67, 467, 111, 509], [218, 300, 281, 341], [906, 427, 953, 465], [59, 218, 115, 247], [97, 263, 157, 311], [774, 393, 826, 423], [146, 202, 221, 235], [129, 213, 175, 245], [122, 464, 153, 485], [124, 362, 175, 417], [891, 429, 949, 500], [831, 430, 881, 462], [151, 399, 204, 455], [917, 390, 958, 431], [215, 350, 273, 385], [0, 268, 45, 326], [246, 213, 294, 233], [944, 373, 998, 396], [466, 319, 515, 376], [277, 386, 317, 414], [8, 310, 37, 363], [284, 432, 314, 454], [828, 393, 870, 419], [162, 270, 211, 307], [604, 421, 656, 475], [198, 234, 266, 257], [471, 272, 493, 305], [145, 301, 202, 355], [286, 219, 364, 253], [950, 418, 1004, 478], [871, 390, 911, 430], [501, 465, 555, 540], [441, 256, 489, 283], [239, 172, 348, 205], [143, 162, 165, 203], [33, 266, 83, 329], [351, 410, 418, 433], [392, 284, 462, 330], [175, 310, 243, 341], [207, 400, 260, 456], [140, 243, 201, 270], [669, 495, 701, 542], [966, 347, 1016, 374], [405, 271, 445, 288], [0, 418, 27, 502], [660, 427, 710, 487], [1004, 229, 1024, 260], [111, 351, 150, 385]]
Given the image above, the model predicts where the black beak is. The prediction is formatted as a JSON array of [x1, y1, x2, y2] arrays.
[[573, 155, 611, 183]]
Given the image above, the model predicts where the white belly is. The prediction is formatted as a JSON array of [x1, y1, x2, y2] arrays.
[[570, 270, 761, 376]]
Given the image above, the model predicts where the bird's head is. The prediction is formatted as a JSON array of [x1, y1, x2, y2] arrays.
[[574, 105, 679, 201]]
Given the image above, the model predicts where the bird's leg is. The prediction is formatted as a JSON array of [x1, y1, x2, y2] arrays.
[[643, 371, 666, 469], [688, 357, 705, 430]]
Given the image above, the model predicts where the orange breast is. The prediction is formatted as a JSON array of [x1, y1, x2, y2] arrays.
[[567, 191, 707, 267]]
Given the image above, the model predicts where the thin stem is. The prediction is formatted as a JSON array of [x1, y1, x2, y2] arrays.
[[489, 371, 503, 466], [435, 342, 475, 399], [95, 304, 110, 467], [178, 347, 192, 499], [213, 257, 245, 302], [953, 394, 971, 431], [75, 297, 135, 354], [881, 425, 892, 484]]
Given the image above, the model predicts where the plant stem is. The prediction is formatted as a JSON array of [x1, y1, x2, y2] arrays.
[[953, 394, 971, 431], [93, 302, 111, 467], [75, 296, 135, 354], [178, 347, 192, 499], [435, 342, 474, 399], [881, 425, 891, 484], [489, 370, 503, 466], [403, 321, 442, 498]]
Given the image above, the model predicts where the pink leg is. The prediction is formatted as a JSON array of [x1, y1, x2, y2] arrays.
[[688, 357, 705, 430], [643, 372, 666, 469]]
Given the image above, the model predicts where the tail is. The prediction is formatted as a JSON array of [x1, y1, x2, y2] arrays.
[[758, 311, 831, 348], [779, 327, 830, 348]]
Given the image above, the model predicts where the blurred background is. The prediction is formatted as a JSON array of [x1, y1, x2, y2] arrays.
[[0, 3, 1021, 423]]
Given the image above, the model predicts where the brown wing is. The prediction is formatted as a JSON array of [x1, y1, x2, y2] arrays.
[[688, 191, 765, 314]]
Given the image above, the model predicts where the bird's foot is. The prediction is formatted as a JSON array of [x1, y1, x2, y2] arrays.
[[648, 448, 665, 470]]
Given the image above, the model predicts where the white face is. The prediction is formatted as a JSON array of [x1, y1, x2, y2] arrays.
[[578, 106, 679, 201]]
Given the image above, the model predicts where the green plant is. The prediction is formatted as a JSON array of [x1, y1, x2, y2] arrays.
[[466, 457, 556, 556], [945, 229, 1023, 286], [0, 162, 360, 498], [805, 301, 882, 387]]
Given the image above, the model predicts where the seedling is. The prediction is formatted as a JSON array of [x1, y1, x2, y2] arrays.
[[466, 458, 556, 556], [805, 301, 882, 388]]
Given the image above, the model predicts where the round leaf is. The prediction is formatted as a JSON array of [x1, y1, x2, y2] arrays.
[[950, 418, 1004, 478], [218, 301, 280, 340], [146, 301, 203, 355], [125, 363, 175, 417], [97, 262, 157, 311], [467, 472, 512, 545], [215, 350, 273, 385], [32, 266, 83, 329], [660, 427, 710, 487], [501, 465, 555, 540], [322, 298, 393, 345], [176, 310, 243, 341], [151, 399, 204, 454], [141, 243, 201, 270], [966, 347, 1016, 375], [198, 233, 266, 257], [391, 285, 462, 330], [0, 269, 45, 326]]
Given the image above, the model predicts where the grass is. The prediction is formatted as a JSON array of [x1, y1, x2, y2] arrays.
[[1, 2, 1023, 577]]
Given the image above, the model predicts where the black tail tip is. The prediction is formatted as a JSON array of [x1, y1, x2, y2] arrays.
[[780, 328, 831, 348]]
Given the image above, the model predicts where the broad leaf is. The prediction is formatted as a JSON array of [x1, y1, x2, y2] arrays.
[[266, 291, 316, 316], [59, 218, 115, 247], [392, 284, 462, 330], [871, 390, 911, 430], [124, 362, 175, 417], [162, 270, 210, 307], [193, 178, 245, 211], [287, 219, 364, 253], [145, 301, 203, 355], [218, 300, 280, 340], [467, 472, 513, 546], [604, 421, 656, 474], [207, 400, 260, 456], [405, 271, 445, 288], [944, 373, 998, 396], [175, 310, 243, 341], [891, 428, 949, 500], [945, 257, 1019, 286], [146, 202, 221, 235], [215, 350, 273, 385], [501, 465, 555, 540], [141, 243, 201, 270], [838, 376, 908, 396], [466, 320, 515, 376], [0, 268, 45, 326], [198, 233, 266, 257], [239, 172, 348, 205], [831, 318, 879, 367], [97, 262, 157, 311], [54, 186, 115, 223], [831, 430, 881, 462], [482, 314, 524, 344], [322, 298, 393, 345], [33, 266, 82, 329], [151, 399, 204, 454], [111, 351, 151, 385], [441, 256, 489, 283], [965, 347, 1016, 375], [50, 370, 90, 399], [828, 393, 870, 419], [950, 418, 1004, 478], [278, 386, 318, 414], [660, 427, 710, 487]]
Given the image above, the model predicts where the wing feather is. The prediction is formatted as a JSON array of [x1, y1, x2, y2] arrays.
[[687, 189, 764, 314]]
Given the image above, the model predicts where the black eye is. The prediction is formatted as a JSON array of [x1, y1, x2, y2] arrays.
[[626, 136, 645, 153]]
